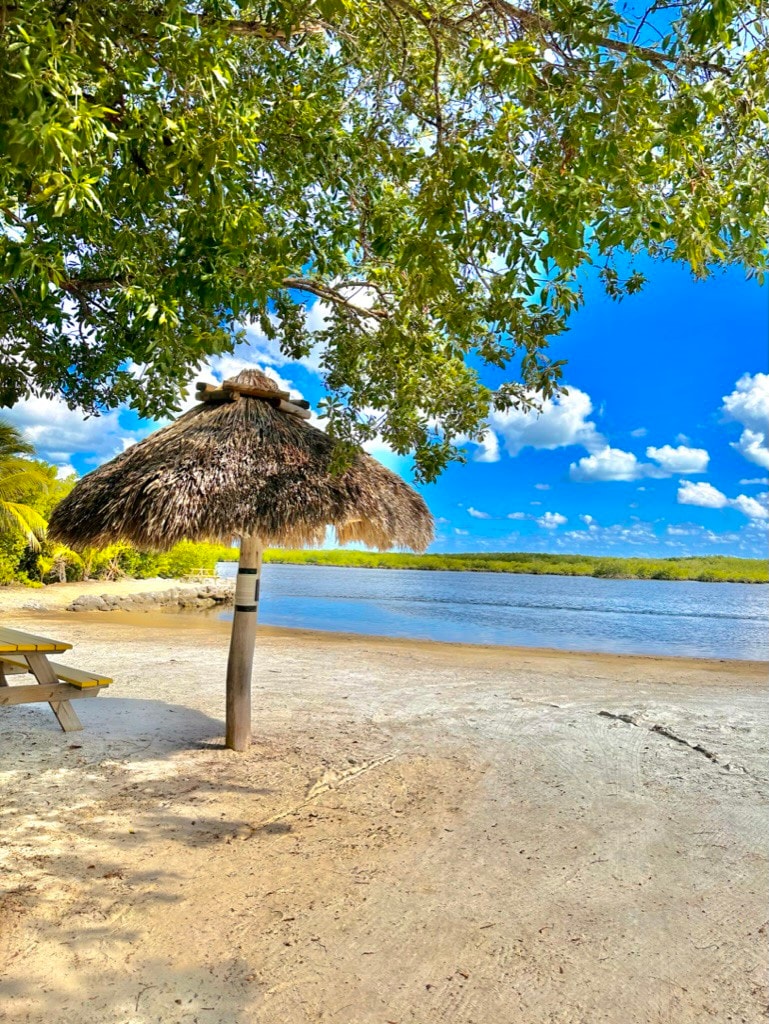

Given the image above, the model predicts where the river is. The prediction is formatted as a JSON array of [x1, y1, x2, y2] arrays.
[[215, 562, 768, 660]]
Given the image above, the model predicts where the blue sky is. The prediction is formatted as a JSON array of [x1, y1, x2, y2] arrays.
[[7, 259, 768, 558]]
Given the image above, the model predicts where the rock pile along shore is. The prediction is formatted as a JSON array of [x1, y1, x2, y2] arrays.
[[67, 581, 235, 613]]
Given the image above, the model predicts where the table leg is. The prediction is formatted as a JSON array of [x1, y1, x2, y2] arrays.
[[0, 663, 8, 687], [24, 652, 83, 732]]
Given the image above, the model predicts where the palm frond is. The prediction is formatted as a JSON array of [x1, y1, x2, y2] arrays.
[[0, 501, 48, 550], [0, 419, 35, 460]]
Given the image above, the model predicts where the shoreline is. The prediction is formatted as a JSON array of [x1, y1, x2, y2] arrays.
[[1, 576, 765, 672], [4, 607, 765, 682]]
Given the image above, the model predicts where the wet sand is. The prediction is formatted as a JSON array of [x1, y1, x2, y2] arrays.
[[0, 596, 767, 1023]]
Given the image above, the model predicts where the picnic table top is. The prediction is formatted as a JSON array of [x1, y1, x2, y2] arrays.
[[0, 626, 72, 654]]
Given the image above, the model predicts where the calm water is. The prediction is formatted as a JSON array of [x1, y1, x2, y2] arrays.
[[216, 563, 768, 660]]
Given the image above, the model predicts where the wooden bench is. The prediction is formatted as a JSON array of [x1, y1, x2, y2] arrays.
[[0, 654, 111, 689], [0, 626, 112, 732]]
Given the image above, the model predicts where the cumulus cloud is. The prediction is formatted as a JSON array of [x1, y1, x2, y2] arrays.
[[677, 480, 728, 509], [486, 386, 604, 458], [571, 443, 709, 482], [472, 430, 501, 463], [722, 372, 769, 469], [240, 298, 329, 376], [507, 511, 527, 520], [536, 511, 567, 529], [468, 507, 491, 519], [646, 444, 709, 474], [570, 447, 648, 482], [678, 480, 768, 520], [730, 493, 769, 521], [562, 520, 655, 549], [731, 429, 769, 470], [4, 395, 145, 467]]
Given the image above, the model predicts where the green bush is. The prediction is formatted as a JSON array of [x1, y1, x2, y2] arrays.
[[156, 541, 239, 578], [0, 534, 27, 584]]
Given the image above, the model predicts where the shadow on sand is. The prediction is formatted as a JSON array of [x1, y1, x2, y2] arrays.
[[0, 696, 318, 1022]]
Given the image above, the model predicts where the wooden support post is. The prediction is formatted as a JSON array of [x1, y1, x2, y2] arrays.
[[24, 651, 83, 732], [225, 535, 262, 751]]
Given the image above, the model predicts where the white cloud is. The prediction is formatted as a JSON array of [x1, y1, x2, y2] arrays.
[[730, 493, 769, 521], [472, 430, 501, 463], [241, 302, 326, 376], [722, 373, 769, 469], [4, 396, 145, 467], [646, 444, 709, 474], [629, 427, 647, 438], [739, 477, 768, 485], [507, 511, 527, 520], [454, 528, 469, 536], [677, 480, 728, 509], [570, 446, 647, 482], [579, 514, 595, 525], [666, 523, 739, 544], [731, 429, 769, 470], [534, 483, 551, 491], [562, 520, 656, 549], [536, 511, 567, 529], [487, 386, 604, 458], [678, 481, 769, 520], [571, 442, 709, 482], [675, 433, 690, 445], [468, 507, 491, 519]]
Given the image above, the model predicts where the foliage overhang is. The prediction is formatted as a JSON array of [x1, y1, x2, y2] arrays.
[[1, 0, 767, 479]]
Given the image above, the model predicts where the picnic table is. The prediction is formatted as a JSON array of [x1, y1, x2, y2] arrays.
[[0, 626, 112, 732]]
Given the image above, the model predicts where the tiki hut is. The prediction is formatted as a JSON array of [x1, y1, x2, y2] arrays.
[[49, 369, 434, 750]]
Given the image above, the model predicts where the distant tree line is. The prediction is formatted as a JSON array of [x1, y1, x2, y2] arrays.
[[261, 549, 769, 584]]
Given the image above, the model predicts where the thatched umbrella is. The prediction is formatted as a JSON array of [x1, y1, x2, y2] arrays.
[[49, 369, 433, 750]]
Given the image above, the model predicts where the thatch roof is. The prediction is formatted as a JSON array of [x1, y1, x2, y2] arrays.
[[48, 370, 433, 553]]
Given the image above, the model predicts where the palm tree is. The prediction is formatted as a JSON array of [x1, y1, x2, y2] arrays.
[[0, 419, 48, 550]]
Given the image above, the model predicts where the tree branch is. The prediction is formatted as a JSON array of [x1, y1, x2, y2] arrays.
[[385, 0, 731, 76], [57, 274, 391, 321], [488, 0, 730, 75], [200, 16, 327, 41], [282, 278, 391, 319]]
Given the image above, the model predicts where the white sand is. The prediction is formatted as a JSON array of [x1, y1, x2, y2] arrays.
[[0, 592, 767, 1023]]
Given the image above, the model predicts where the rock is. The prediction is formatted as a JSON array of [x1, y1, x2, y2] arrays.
[[68, 595, 109, 612], [66, 581, 234, 613]]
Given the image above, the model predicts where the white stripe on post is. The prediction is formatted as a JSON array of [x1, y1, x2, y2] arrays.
[[225, 535, 262, 750]]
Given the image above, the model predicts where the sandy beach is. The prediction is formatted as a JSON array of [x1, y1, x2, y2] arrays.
[[1, 582, 767, 1024]]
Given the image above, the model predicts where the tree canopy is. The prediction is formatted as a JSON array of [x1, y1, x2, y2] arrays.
[[1, 1, 767, 478]]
